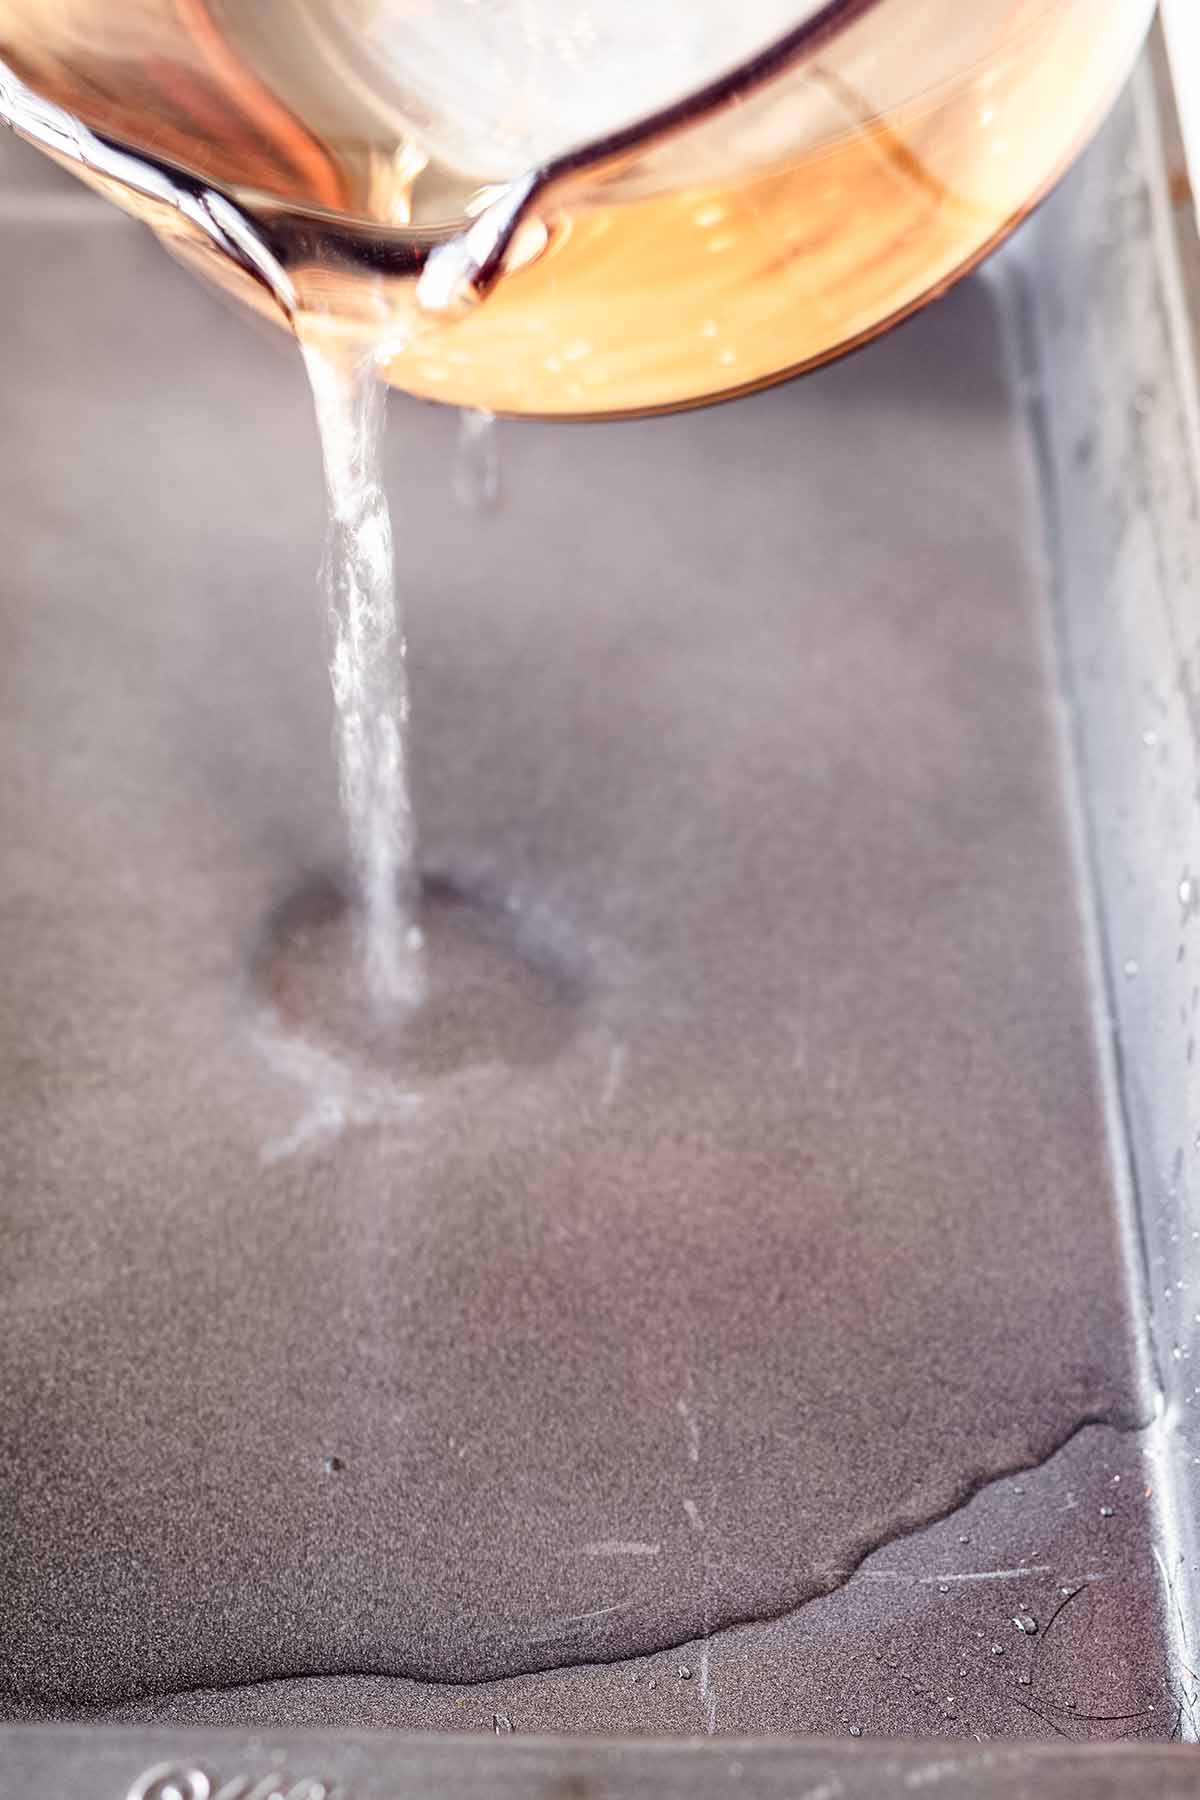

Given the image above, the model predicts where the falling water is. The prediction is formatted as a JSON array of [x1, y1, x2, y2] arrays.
[[301, 333, 423, 1008], [453, 408, 500, 511]]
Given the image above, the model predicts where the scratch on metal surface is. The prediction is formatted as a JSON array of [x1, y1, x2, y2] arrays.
[[600, 1043, 626, 1108], [676, 1396, 701, 1464], [578, 1541, 660, 1558], [1152, 1537, 1190, 1660], [559, 1600, 631, 1626], [527, 1597, 633, 1648], [848, 1565, 1054, 1586], [700, 1643, 716, 1737]]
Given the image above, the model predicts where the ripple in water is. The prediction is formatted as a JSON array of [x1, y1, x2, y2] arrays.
[[254, 874, 581, 1084]]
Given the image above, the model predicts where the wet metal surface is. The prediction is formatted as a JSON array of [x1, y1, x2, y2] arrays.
[[0, 64, 1196, 1775]]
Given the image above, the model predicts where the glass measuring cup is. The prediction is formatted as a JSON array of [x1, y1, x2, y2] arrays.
[[0, 0, 1158, 415]]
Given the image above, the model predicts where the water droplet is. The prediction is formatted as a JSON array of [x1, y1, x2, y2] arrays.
[[848, 1725, 863, 1738], [1059, 1586, 1076, 1598], [1182, 878, 1194, 908], [1017, 1674, 1032, 1687], [1012, 1484, 1025, 1495], [323, 1454, 345, 1474], [938, 1583, 950, 1594], [958, 1534, 971, 1545], [991, 1643, 1005, 1656], [1013, 1613, 1038, 1635], [648, 1679, 658, 1690], [1100, 1505, 1116, 1518], [493, 1711, 513, 1735], [678, 1666, 693, 1681], [453, 408, 500, 511], [1124, 959, 1140, 978]]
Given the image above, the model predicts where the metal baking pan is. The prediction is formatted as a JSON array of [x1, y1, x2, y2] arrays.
[[1, 28, 1199, 1799]]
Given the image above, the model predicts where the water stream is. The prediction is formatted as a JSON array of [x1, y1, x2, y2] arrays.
[[300, 332, 423, 1009]]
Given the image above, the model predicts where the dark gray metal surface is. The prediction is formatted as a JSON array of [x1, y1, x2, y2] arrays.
[[1, 45, 1199, 1796], [98, 1423, 1172, 1741]]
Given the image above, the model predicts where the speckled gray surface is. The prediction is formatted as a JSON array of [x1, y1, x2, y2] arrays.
[[0, 134, 1159, 1733], [103, 1424, 1172, 1742]]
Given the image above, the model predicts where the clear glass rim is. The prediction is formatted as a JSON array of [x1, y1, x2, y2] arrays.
[[534, 0, 878, 191], [0, 0, 882, 309], [230, 0, 883, 238]]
